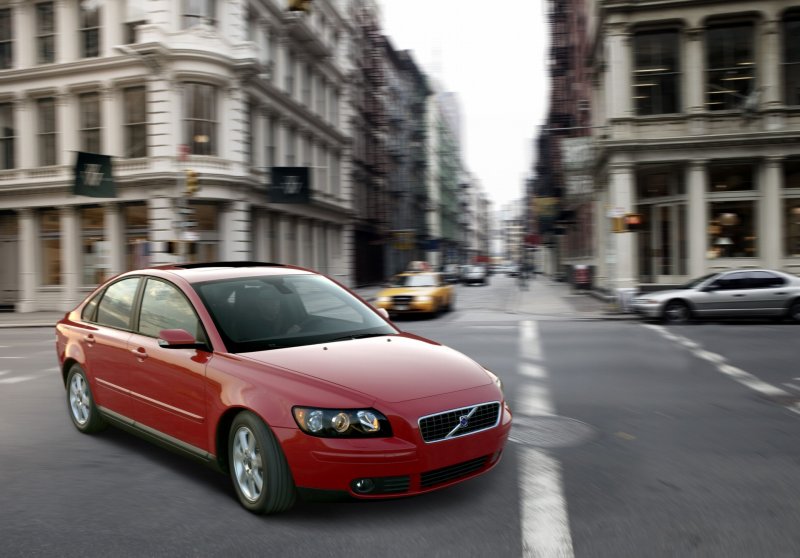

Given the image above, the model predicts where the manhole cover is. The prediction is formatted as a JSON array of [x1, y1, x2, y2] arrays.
[[509, 414, 596, 448]]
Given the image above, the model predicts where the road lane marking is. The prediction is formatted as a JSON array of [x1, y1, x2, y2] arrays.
[[642, 325, 799, 416], [0, 356, 23, 359], [518, 320, 575, 558]]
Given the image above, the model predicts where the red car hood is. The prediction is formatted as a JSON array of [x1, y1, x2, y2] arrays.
[[240, 335, 491, 403]]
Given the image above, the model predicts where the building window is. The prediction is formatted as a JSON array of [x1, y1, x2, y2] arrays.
[[285, 50, 295, 96], [706, 23, 755, 111], [40, 209, 61, 285], [784, 13, 800, 106], [81, 206, 105, 285], [317, 79, 326, 116], [123, 86, 147, 158], [785, 199, 800, 256], [0, 103, 13, 169], [79, 92, 102, 153], [246, 100, 254, 168], [0, 9, 12, 70], [183, 0, 214, 28], [37, 97, 57, 166], [708, 201, 757, 258], [303, 64, 312, 107], [285, 128, 295, 166], [80, 4, 101, 58], [331, 151, 340, 197], [633, 30, 680, 115], [785, 158, 800, 189], [184, 82, 217, 156], [266, 116, 275, 170], [708, 162, 754, 192], [36, 2, 55, 64], [124, 0, 148, 44]]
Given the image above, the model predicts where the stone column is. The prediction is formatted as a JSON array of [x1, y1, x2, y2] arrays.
[[687, 160, 708, 277], [222, 200, 250, 260], [252, 211, 270, 261], [253, 105, 266, 171], [608, 162, 636, 288], [761, 157, 783, 268], [101, 0, 122, 58], [104, 203, 125, 277], [57, 90, 76, 166], [761, 19, 781, 110], [14, 96, 34, 170], [60, 206, 81, 310], [16, 209, 37, 312], [11, 1, 32, 68], [148, 196, 175, 265], [684, 27, 705, 115], [296, 218, 307, 267], [311, 220, 321, 271], [56, 0, 78, 64], [605, 22, 632, 119], [276, 213, 290, 263]]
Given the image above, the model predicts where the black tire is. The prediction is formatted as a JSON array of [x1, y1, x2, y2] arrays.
[[788, 299, 800, 323], [65, 364, 107, 434], [663, 300, 691, 324], [228, 411, 296, 514]]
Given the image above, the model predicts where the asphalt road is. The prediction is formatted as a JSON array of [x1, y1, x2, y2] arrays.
[[1, 276, 798, 557]]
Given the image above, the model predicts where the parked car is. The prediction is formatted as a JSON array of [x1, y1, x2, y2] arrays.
[[441, 264, 461, 284], [56, 262, 510, 514], [631, 269, 800, 324], [375, 271, 455, 315], [462, 265, 490, 286]]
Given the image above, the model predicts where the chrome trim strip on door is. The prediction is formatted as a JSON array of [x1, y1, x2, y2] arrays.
[[96, 377, 204, 422]]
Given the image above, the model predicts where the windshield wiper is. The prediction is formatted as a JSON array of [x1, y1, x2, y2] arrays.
[[327, 333, 391, 343]]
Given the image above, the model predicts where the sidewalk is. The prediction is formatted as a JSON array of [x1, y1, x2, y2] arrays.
[[0, 282, 632, 328]]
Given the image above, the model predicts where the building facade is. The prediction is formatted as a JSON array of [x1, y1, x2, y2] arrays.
[[0, 0, 353, 312], [590, 0, 800, 292]]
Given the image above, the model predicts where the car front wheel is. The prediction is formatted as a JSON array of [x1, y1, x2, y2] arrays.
[[229, 411, 296, 514], [66, 364, 106, 434], [663, 300, 691, 324]]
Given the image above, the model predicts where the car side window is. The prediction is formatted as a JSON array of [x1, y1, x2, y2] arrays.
[[95, 277, 141, 330], [81, 292, 102, 322], [749, 271, 785, 289], [138, 278, 205, 342], [711, 272, 750, 290]]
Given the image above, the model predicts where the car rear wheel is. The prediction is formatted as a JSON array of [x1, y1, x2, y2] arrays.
[[229, 411, 296, 514], [788, 299, 800, 323], [66, 364, 106, 434], [663, 300, 691, 324]]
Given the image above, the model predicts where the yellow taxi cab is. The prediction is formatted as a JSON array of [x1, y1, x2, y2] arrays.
[[374, 271, 455, 316]]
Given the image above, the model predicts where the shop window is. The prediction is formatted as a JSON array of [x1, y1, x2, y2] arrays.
[[708, 201, 757, 258], [706, 23, 755, 111], [786, 199, 800, 257], [633, 30, 681, 115], [708, 162, 754, 192]]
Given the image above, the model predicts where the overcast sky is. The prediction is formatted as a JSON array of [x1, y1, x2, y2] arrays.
[[378, 0, 549, 210]]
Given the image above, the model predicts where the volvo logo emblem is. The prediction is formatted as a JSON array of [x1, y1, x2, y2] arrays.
[[459, 415, 469, 428]]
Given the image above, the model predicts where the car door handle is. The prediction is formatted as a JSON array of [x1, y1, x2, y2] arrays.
[[131, 348, 148, 360], [733, 294, 746, 297], [84, 334, 95, 344], [776, 292, 787, 295]]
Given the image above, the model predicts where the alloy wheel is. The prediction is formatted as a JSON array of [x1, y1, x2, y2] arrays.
[[232, 426, 264, 503], [69, 373, 91, 426]]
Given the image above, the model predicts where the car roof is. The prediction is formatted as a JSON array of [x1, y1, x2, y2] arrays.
[[143, 262, 315, 284]]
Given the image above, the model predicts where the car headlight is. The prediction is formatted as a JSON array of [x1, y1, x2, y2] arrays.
[[415, 295, 433, 302], [484, 369, 503, 395], [633, 298, 659, 305], [292, 407, 392, 438]]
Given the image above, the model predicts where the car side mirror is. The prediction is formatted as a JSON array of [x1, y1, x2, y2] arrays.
[[158, 329, 205, 349], [701, 284, 719, 293], [376, 308, 389, 320]]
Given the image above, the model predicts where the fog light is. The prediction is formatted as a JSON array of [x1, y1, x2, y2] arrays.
[[352, 478, 375, 494]]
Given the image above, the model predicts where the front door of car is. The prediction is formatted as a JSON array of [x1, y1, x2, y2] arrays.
[[700, 271, 753, 317], [85, 276, 142, 419], [127, 278, 211, 452]]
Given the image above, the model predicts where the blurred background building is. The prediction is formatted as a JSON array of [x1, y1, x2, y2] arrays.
[[0, 0, 491, 312], [529, 0, 800, 293]]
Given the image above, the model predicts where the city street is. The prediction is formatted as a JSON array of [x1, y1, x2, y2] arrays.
[[1, 276, 799, 557]]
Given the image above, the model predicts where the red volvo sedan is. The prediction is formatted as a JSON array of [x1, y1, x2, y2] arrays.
[[56, 262, 512, 514]]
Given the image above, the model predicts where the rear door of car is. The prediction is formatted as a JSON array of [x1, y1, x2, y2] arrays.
[[82, 276, 142, 420], [127, 277, 212, 452], [746, 271, 792, 316]]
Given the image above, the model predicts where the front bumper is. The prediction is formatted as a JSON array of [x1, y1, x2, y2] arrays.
[[275, 402, 512, 498], [631, 302, 662, 318], [376, 300, 437, 313]]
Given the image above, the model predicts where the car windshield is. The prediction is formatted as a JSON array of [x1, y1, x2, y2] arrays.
[[193, 274, 397, 353], [391, 274, 438, 287], [681, 273, 719, 289]]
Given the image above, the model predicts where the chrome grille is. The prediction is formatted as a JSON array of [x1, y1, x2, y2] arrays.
[[418, 402, 501, 443], [392, 295, 413, 305], [420, 456, 489, 488]]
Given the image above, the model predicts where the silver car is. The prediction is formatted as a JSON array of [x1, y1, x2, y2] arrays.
[[632, 269, 800, 324]]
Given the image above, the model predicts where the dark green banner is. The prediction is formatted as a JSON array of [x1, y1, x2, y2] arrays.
[[74, 151, 115, 198], [270, 167, 310, 203]]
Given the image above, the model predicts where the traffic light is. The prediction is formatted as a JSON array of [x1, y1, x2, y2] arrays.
[[624, 213, 644, 231], [184, 169, 199, 196], [288, 0, 312, 12]]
